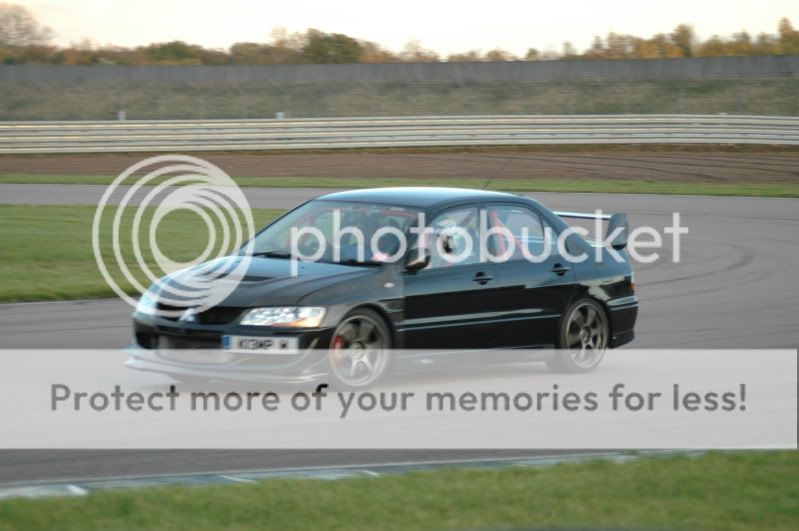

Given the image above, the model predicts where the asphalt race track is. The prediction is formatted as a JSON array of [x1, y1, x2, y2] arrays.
[[1, 187, 797, 484], [2, 186, 797, 349]]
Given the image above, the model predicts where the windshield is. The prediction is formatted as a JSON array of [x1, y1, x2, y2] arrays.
[[245, 200, 421, 265]]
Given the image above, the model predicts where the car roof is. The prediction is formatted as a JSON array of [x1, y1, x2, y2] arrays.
[[316, 187, 524, 209]]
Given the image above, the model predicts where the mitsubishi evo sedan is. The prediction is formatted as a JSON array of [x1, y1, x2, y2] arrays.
[[128, 187, 638, 389]]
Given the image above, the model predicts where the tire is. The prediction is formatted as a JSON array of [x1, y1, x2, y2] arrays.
[[327, 308, 392, 390], [547, 298, 609, 373]]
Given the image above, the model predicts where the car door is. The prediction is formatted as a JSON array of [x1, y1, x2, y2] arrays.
[[401, 205, 507, 349], [482, 203, 577, 347]]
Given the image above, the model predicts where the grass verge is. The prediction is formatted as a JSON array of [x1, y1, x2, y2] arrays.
[[1, 174, 799, 197], [0, 451, 797, 530], [0, 205, 282, 302]]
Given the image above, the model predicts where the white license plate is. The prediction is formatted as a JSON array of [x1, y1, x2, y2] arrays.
[[222, 335, 299, 355]]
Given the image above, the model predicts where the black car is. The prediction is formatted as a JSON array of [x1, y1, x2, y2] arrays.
[[128, 187, 638, 389]]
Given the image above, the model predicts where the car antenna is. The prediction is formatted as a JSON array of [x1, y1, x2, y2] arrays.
[[482, 157, 513, 190]]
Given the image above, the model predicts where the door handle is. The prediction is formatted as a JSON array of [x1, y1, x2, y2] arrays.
[[551, 263, 571, 276], [472, 272, 494, 284]]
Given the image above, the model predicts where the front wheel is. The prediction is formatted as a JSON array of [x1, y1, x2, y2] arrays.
[[547, 299, 609, 373], [327, 309, 392, 390]]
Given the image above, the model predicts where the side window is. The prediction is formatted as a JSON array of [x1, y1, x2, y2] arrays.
[[486, 205, 549, 260], [424, 207, 481, 269]]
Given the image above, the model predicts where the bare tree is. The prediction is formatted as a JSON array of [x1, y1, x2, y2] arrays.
[[0, 3, 51, 46], [524, 48, 541, 61], [447, 50, 482, 62], [670, 23, 696, 57], [484, 48, 517, 61], [400, 40, 440, 62]]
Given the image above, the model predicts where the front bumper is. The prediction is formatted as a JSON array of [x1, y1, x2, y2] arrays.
[[128, 315, 334, 383]]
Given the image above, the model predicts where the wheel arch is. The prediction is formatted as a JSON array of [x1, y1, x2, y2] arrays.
[[593, 297, 615, 346], [341, 303, 397, 348]]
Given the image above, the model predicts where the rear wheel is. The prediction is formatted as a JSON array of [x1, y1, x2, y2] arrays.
[[328, 309, 392, 390], [547, 299, 609, 373]]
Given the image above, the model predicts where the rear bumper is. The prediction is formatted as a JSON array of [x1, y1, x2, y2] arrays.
[[608, 299, 638, 348], [609, 329, 635, 348]]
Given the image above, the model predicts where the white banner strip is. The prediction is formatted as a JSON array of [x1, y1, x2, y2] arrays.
[[0, 349, 795, 449]]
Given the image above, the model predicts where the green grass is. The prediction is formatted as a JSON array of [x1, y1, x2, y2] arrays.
[[2, 174, 799, 197], [0, 205, 282, 302], [0, 452, 796, 530]]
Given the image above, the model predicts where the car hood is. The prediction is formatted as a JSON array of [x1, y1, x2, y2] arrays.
[[158, 255, 381, 307]]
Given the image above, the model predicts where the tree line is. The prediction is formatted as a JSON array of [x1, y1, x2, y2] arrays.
[[1, 3, 798, 65]]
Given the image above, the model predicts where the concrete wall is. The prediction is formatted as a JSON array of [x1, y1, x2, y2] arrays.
[[2, 55, 798, 83]]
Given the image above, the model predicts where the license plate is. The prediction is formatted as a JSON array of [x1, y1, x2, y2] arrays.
[[222, 335, 299, 355]]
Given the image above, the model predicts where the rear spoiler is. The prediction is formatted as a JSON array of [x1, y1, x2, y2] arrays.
[[553, 210, 629, 250]]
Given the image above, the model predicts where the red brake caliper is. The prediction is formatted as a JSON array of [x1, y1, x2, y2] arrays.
[[332, 336, 345, 365]]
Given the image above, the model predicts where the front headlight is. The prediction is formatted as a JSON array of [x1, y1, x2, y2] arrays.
[[239, 307, 326, 328], [135, 291, 158, 316]]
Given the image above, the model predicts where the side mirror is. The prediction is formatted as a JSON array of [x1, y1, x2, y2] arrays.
[[404, 249, 430, 271], [607, 213, 629, 250]]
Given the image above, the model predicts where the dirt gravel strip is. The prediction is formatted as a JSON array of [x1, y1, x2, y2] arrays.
[[2, 149, 799, 182]]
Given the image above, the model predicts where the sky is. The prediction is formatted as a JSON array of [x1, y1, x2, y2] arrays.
[[18, 0, 799, 55]]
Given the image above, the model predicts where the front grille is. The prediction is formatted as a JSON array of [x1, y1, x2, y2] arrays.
[[156, 303, 190, 321], [156, 303, 244, 325]]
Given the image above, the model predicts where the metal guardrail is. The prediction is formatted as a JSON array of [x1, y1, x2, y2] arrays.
[[0, 114, 797, 153]]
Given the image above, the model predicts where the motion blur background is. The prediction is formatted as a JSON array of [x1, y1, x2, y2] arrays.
[[1, 3, 798, 120]]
